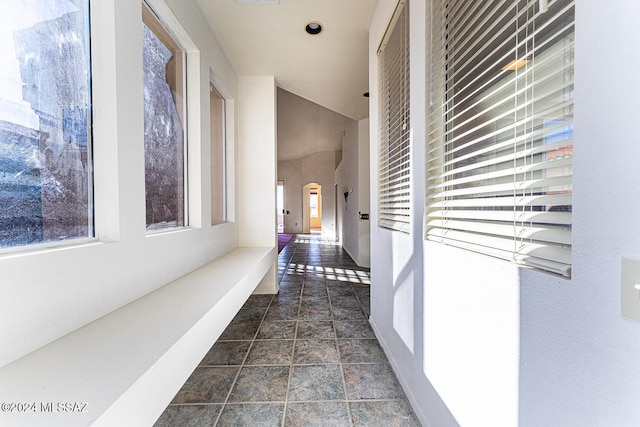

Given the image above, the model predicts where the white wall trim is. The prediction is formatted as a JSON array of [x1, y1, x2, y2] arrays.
[[370, 317, 433, 427]]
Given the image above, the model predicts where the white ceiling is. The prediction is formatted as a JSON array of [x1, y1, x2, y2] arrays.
[[196, 0, 375, 121]]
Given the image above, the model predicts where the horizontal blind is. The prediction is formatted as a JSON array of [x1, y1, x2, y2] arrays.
[[378, 0, 410, 233], [426, 0, 575, 277]]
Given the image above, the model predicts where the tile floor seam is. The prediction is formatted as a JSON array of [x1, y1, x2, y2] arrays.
[[335, 277, 356, 426], [280, 250, 298, 427], [211, 367, 242, 425], [339, 351, 354, 426], [213, 310, 260, 427]]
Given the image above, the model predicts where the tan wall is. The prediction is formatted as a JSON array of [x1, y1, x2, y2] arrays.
[[279, 152, 337, 235]]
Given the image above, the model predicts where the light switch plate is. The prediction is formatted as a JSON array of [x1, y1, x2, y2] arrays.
[[621, 256, 640, 322]]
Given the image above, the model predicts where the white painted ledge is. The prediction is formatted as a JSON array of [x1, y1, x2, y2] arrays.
[[0, 246, 275, 427]]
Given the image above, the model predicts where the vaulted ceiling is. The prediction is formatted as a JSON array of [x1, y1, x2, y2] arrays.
[[196, 0, 375, 121]]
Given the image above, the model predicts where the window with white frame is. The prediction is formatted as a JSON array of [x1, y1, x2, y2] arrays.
[[0, 0, 93, 249], [142, 2, 187, 231], [310, 188, 319, 218], [210, 83, 227, 224], [378, 0, 410, 233], [426, 0, 575, 277]]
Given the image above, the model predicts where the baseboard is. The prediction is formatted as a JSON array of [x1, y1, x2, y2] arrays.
[[341, 244, 368, 268], [369, 316, 432, 427]]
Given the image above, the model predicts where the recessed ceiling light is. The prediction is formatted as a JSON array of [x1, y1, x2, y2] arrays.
[[305, 22, 323, 35]]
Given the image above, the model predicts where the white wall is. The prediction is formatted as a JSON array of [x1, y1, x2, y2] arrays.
[[370, 0, 516, 425], [336, 121, 359, 257], [370, 1, 640, 426], [237, 76, 277, 248], [336, 118, 371, 267], [370, 1, 460, 424], [357, 118, 371, 267], [278, 158, 303, 233], [237, 76, 278, 293], [518, 2, 640, 425], [0, 0, 240, 368]]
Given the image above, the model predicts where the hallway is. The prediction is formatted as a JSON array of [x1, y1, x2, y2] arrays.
[[154, 233, 419, 426]]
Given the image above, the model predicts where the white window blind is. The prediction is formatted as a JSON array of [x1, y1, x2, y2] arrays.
[[378, 0, 410, 233], [426, 0, 575, 277]]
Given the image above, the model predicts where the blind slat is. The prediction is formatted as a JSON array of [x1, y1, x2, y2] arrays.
[[427, 128, 573, 177], [427, 193, 572, 208], [425, 218, 571, 245], [425, 229, 572, 265], [427, 156, 573, 191], [426, 231, 571, 276], [427, 209, 572, 225], [428, 175, 572, 199]]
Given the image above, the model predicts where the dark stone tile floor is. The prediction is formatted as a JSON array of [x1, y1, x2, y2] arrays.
[[154, 233, 420, 426]]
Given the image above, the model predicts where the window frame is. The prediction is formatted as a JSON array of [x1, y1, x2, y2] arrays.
[[310, 187, 319, 219], [142, 1, 190, 232], [210, 82, 227, 225], [0, 0, 95, 253], [426, 0, 575, 277], [377, 0, 411, 234]]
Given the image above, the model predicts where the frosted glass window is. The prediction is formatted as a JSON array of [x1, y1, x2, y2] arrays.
[[0, 0, 93, 249], [143, 3, 187, 231]]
